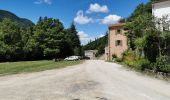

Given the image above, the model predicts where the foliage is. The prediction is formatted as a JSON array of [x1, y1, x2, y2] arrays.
[[66, 23, 81, 49], [0, 18, 24, 61], [123, 53, 150, 71], [0, 12, 81, 62], [123, 50, 136, 61], [154, 56, 170, 72], [135, 59, 150, 71], [66, 23, 81, 56], [115, 58, 123, 62], [125, 1, 170, 74], [32, 18, 67, 59], [134, 36, 146, 58]]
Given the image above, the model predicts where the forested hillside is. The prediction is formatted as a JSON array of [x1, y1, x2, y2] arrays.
[[0, 10, 81, 62], [83, 33, 108, 56], [0, 10, 34, 27]]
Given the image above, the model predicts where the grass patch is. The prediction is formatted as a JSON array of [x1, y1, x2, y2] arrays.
[[0, 60, 82, 76]]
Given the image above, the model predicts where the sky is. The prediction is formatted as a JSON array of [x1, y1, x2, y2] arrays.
[[0, 0, 149, 45]]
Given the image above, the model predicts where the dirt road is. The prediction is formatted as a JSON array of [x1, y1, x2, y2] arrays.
[[0, 60, 170, 100]]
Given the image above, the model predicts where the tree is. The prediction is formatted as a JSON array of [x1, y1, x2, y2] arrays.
[[22, 26, 36, 60], [0, 18, 24, 61], [0, 16, 82, 61], [66, 23, 81, 55], [126, 2, 154, 59], [32, 17, 75, 59]]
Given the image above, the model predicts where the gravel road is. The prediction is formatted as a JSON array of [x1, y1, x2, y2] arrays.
[[0, 60, 170, 100]]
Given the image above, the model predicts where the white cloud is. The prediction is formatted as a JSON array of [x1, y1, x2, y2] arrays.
[[78, 31, 94, 45], [78, 31, 89, 38], [98, 34, 105, 38], [34, 0, 52, 5], [87, 3, 109, 13], [74, 10, 93, 24], [100, 14, 122, 24], [78, 31, 105, 45]]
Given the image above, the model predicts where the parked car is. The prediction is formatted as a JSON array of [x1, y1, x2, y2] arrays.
[[64, 56, 80, 61]]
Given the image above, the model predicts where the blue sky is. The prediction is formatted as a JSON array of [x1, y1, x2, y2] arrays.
[[0, 0, 149, 44]]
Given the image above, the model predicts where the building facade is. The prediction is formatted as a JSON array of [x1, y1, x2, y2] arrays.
[[105, 23, 128, 61], [85, 50, 98, 59], [152, 0, 170, 18]]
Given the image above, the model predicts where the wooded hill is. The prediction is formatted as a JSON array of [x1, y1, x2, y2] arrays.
[[0, 10, 34, 27]]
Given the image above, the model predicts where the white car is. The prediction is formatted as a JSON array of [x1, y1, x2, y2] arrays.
[[64, 56, 80, 61]]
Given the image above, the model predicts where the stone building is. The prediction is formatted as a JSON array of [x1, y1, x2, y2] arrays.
[[105, 23, 128, 61]]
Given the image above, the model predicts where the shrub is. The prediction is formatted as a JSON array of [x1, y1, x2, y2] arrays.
[[123, 50, 136, 62], [125, 60, 137, 68], [168, 64, 170, 72], [123, 50, 138, 68], [124, 58, 150, 71], [154, 56, 169, 73], [115, 58, 123, 62], [135, 59, 150, 71]]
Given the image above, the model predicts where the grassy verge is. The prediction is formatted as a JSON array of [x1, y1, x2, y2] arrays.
[[0, 60, 83, 76]]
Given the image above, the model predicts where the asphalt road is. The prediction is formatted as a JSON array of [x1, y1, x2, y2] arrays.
[[0, 60, 170, 100]]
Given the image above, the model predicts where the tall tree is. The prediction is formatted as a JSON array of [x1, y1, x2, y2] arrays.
[[66, 23, 81, 55], [32, 17, 73, 59]]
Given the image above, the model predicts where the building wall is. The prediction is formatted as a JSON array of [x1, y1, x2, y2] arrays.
[[108, 27, 128, 60], [152, 1, 170, 18], [85, 50, 97, 59]]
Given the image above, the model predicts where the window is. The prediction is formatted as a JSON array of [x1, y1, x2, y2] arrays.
[[116, 29, 122, 35], [115, 40, 122, 46]]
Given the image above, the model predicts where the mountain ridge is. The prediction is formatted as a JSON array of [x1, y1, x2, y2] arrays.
[[0, 10, 34, 27]]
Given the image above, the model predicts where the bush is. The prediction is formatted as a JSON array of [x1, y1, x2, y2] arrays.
[[115, 58, 123, 62], [123, 50, 138, 68], [125, 60, 138, 68], [168, 64, 170, 72], [135, 59, 150, 71], [124, 58, 150, 71], [154, 56, 169, 73], [123, 51, 136, 62]]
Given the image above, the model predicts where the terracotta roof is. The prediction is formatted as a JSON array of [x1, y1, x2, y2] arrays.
[[109, 23, 125, 29]]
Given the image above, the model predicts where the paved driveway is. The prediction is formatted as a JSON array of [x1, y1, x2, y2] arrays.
[[0, 60, 170, 100]]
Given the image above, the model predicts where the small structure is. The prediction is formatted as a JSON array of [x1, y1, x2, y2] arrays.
[[85, 50, 98, 59], [152, 0, 170, 18], [105, 23, 128, 61]]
